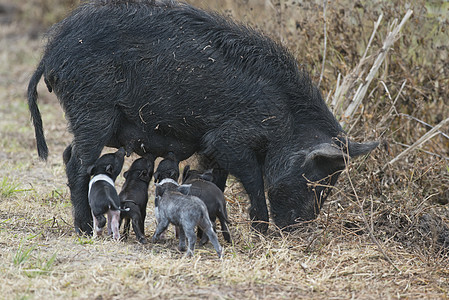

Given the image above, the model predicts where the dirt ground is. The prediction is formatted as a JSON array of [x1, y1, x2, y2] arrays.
[[0, 1, 448, 299]]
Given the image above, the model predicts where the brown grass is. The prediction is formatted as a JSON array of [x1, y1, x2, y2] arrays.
[[0, 0, 448, 299]]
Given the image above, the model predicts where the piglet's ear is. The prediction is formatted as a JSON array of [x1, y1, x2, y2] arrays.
[[155, 183, 165, 197], [303, 143, 349, 169], [105, 164, 113, 176], [200, 169, 214, 182], [87, 165, 95, 176], [178, 184, 191, 195], [153, 171, 160, 183], [169, 169, 178, 180], [348, 140, 379, 157], [139, 170, 151, 181]]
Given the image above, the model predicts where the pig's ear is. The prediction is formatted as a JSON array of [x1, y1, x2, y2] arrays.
[[178, 184, 191, 195], [169, 169, 178, 180], [155, 183, 165, 196], [105, 164, 113, 176], [182, 165, 191, 182], [123, 171, 129, 179], [200, 169, 214, 182], [153, 171, 160, 183], [303, 143, 349, 169], [348, 140, 379, 157], [87, 165, 95, 176], [139, 170, 151, 181]]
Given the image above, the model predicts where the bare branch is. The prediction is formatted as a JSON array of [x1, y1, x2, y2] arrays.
[[399, 113, 449, 140], [342, 10, 413, 127], [318, 0, 327, 88], [331, 14, 383, 114], [385, 117, 449, 168]]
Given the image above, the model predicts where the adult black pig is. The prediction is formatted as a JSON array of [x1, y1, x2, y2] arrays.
[[27, 0, 378, 234]]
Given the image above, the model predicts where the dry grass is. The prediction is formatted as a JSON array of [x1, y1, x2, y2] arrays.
[[1, 0, 448, 299]]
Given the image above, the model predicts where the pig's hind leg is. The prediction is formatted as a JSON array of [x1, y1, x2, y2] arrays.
[[92, 211, 103, 237], [199, 217, 222, 258], [131, 210, 147, 244], [218, 209, 232, 243], [152, 218, 169, 242], [122, 216, 131, 240], [108, 210, 121, 241], [181, 225, 196, 257], [177, 226, 187, 252]]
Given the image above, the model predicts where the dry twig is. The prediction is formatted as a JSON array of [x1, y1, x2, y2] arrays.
[[385, 117, 449, 168], [331, 14, 383, 115], [318, 0, 327, 88], [399, 113, 449, 140], [341, 10, 413, 127]]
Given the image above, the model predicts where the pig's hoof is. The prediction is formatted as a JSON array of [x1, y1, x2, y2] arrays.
[[139, 237, 148, 244]]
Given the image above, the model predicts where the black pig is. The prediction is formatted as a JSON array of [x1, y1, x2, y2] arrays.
[[28, 0, 378, 235], [153, 152, 180, 183], [87, 148, 126, 240], [119, 156, 154, 244]]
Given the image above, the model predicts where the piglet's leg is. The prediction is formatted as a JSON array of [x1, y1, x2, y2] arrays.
[[123, 217, 131, 240], [219, 217, 232, 243], [178, 226, 187, 252], [108, 210, 121, 241], [107, 211, 112, 236], [200, 218, 223, 258], [131, 211, 147, 244], [92, 211, 102, 237], [66, 141, 104, 236], [184, 227, 197, 257], [152, 218, 169, 243]]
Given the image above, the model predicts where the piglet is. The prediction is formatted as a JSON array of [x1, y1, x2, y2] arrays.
[[87, 148, 126, 240], [152, 178, 223, 258], [153, 152, 179, 183], [182, 165, 231, 244], [119, 155, 154, 244]]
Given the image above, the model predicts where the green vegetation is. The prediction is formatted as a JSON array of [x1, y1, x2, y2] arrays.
[[0, 177, 28, 198]]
